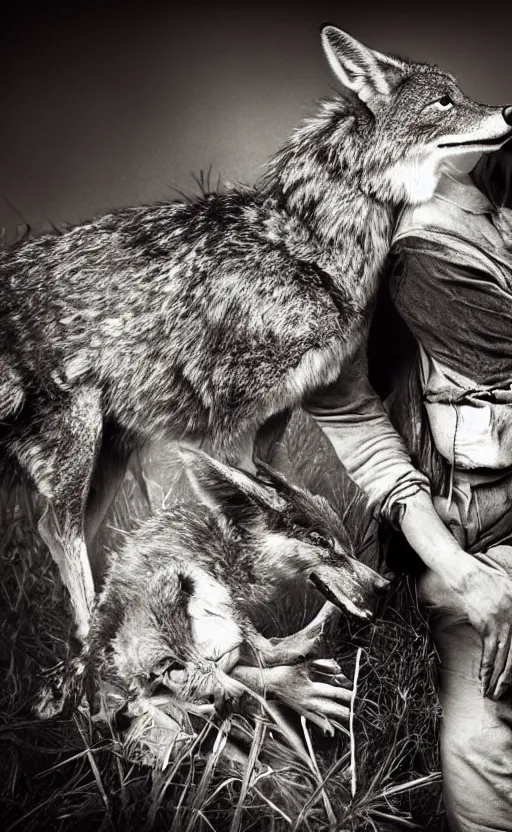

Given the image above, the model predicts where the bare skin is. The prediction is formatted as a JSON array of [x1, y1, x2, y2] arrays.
[[400, 490, 512, 700]]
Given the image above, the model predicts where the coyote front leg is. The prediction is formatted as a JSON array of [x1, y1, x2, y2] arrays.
[[241, 602, 339, 667], [11, 386, 103, 642], [84, 439, 133, 585]]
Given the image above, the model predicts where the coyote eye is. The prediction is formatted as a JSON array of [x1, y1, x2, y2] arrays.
[[309, 531, 333, 549], [431, 95, 453, 112], [150, 658, 185, 679]]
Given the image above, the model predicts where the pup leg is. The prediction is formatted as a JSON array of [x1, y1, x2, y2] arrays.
[[11, 386, 103, 643], [269, 601, 340, 659], [210, 425, 259, 476], [240, 602, 338, 666], [84, 439, 131, 585], [35, 654, 89, 719], [85, 442, 130, 547]]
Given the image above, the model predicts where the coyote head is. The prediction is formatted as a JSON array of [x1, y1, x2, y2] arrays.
[[268, 25, 512, 212], [320, 25, 512, 204], [182, 447, 388, 619]]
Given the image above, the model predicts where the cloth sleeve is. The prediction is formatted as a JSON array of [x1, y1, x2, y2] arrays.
[[303, 338, 431, 521]]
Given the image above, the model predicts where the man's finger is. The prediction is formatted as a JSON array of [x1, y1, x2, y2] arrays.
[[493, 643, 512, 701], [485, 631, 510, 698], [480, 632, 499, 694]]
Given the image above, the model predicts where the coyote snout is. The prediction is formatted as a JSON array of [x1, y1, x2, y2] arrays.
[[311, 555, 389, 620]]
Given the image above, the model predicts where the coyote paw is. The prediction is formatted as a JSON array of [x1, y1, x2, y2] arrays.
[[266, 658, 353, 734], [122, 697, 196, 769], [34, 657, 86, 719], [269, 629, 322, 662]]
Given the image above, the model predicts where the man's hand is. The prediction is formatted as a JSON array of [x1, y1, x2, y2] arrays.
[[399, 490, 512, 700], [455, 556, 512, 700]]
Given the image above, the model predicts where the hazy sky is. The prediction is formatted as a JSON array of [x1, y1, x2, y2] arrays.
[[1, 2, 511, 233]]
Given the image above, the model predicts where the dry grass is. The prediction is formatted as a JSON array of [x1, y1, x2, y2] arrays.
[[0, 418, 445, 831]]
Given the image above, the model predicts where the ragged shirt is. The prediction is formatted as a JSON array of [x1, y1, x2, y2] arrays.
[[304, 148, 512, 520]]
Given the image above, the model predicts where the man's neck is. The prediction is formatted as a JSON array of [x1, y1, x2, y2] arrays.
[[433, 168, 492, 215]]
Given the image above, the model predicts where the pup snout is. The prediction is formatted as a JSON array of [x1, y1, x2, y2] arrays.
[[310, 558, 388, 619], [350, 561, 390, 613], [372, 572, 390, 596]]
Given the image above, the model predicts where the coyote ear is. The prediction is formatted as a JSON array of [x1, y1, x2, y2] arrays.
[[254, 459, 304, 501], [178, 446, 286, 519], [320, 25, 405, 107]]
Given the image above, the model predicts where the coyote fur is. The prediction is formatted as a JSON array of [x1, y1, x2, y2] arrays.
[[1, 25, 511, 647], [42, 448, 386, 724]]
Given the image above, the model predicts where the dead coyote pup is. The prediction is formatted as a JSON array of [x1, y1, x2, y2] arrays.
[[41, 449, 386, 729]]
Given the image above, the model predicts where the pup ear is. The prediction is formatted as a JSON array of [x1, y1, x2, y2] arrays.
[[178, 446, 286, 519], [254, 459, 304, 501], [320, 25, 405, 107], [255, 459, 354, 544]]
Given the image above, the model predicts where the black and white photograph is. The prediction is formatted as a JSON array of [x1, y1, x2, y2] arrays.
[[1, 3, 512, 830]]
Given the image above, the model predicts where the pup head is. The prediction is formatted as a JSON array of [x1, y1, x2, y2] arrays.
[[181, 446, 388, 619]]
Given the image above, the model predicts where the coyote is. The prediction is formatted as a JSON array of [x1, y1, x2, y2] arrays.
[[1, 25, 511, 648], [41, 448, 387, 722]]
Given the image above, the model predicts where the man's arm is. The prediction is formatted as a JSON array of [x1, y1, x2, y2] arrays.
[[400, 489, 512, 700], [304, 341, 431, 517], [304, 339, 472, 572], [305, 332, 512, 700]]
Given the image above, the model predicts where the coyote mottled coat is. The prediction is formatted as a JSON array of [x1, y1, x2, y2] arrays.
[[1, 25, 511, 642]]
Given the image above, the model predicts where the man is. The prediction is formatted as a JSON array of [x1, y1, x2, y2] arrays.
[[301, 143, 512, 830]]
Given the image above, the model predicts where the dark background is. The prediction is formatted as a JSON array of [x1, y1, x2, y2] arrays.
[[1, 1, 511, 235]]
